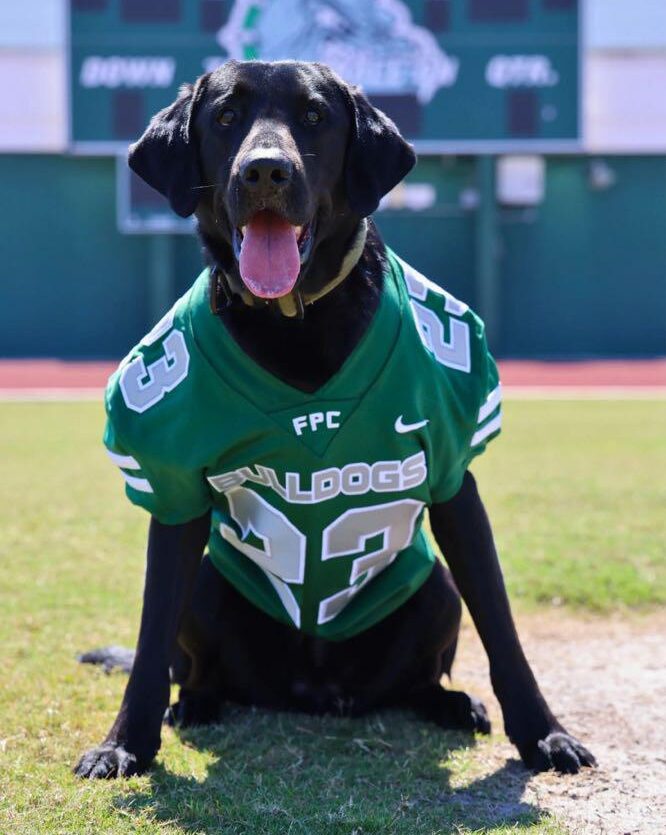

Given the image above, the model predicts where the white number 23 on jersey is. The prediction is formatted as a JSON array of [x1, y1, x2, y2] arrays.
[[220, 487, 424, 628], [119, 312, 190, 413]]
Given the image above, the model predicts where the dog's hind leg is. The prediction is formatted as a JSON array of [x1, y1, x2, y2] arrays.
[[402, 567, 489, 734], [165, 688, 223, 728], [406, 684, 491, 734], [438, 631, 459, 680], [333, 561, 490, 734], [168, 554, 305, 723]]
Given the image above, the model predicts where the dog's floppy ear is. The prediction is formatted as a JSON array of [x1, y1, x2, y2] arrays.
[[128, 76, 208, 218], [344, 86, 416, 217]]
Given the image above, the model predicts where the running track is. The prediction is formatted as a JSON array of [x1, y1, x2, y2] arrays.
[[0, 358, 664, 399]]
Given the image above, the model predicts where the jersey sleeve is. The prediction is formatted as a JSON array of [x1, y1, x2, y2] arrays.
[[391, 249, 503, 505], [103, 333, 212, 526], [104, 409, 211, 525], [465, 341, 502, 465], [427, 318, 502, 504]]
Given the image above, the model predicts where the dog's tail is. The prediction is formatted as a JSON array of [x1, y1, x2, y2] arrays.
[[77, 646, 134, 674]]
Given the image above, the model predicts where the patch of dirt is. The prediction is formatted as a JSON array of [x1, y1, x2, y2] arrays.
[[451, 611, 666, 835]]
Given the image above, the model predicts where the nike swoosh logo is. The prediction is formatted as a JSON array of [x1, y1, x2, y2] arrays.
[[394, 415, 429, 433]]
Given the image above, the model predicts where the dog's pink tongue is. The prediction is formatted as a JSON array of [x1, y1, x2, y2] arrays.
[[239, 211, 300, 299]]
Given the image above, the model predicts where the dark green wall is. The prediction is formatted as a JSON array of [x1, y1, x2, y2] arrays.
[[380, 155, 666, 358], [375, 156, 477, 308], [1, 154, 664, 359], [0, 155, 200, 359], [2, 155, 146, 358], [498, 157, 666, 358]]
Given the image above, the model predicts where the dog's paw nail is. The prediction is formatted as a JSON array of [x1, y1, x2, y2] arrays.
[[529, 732, 596, 774], [73, 744, 138, 779]]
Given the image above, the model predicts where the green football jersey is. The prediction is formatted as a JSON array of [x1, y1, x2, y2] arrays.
[[104, 249, 501, 640]]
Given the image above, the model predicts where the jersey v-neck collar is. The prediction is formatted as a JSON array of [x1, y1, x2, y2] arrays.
[[188, 254, 404, 413]]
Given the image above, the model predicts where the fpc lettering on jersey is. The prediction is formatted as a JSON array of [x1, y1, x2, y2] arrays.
[[207, 452, 428, 504], [292, 411, 341, 436]]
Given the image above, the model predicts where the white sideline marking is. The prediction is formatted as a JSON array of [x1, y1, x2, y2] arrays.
[[0, 386, 664, 403], [503, 386, 666, 400], [0, 387, 103, 401]]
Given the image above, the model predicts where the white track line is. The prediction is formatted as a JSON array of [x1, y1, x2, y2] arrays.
[[0, 386, 664, 402], [504, 386, 666, 400], [0, 388, 103, 401]]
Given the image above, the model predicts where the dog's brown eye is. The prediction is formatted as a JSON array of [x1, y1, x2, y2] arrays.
[[218, 108, 236, 126], [304, 108, 322, 126]]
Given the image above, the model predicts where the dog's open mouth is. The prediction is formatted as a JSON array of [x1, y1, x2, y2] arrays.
[[232, 210, 315, 299]]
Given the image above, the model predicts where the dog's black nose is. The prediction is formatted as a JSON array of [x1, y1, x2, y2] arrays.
[[240, 149, 293, 191]]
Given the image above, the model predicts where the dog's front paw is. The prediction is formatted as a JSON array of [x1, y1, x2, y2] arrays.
[[520, 731, 597, 774], [73, 743, 141, 779]]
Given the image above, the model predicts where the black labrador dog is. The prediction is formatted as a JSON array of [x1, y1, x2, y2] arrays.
[[75, 60, 595, 779]]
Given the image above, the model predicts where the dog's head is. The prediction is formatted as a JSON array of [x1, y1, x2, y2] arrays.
[[128, 60, 415, 305]]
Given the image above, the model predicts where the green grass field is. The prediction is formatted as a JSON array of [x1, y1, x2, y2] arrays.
[[0, 399, 664, 834]]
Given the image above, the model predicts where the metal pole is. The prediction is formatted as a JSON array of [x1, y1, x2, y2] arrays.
[[475, 155, 500, 350], [148, 234, 175, 324]]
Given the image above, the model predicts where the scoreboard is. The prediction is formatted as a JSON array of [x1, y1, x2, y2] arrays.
[[70, 0, 580, 153]]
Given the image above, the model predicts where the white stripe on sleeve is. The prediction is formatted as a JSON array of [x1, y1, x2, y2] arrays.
[[120, 472, 154, 493], [471, 413, 502, 447], [477, 384, 502, 424], [106, 449, 141, 469]]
